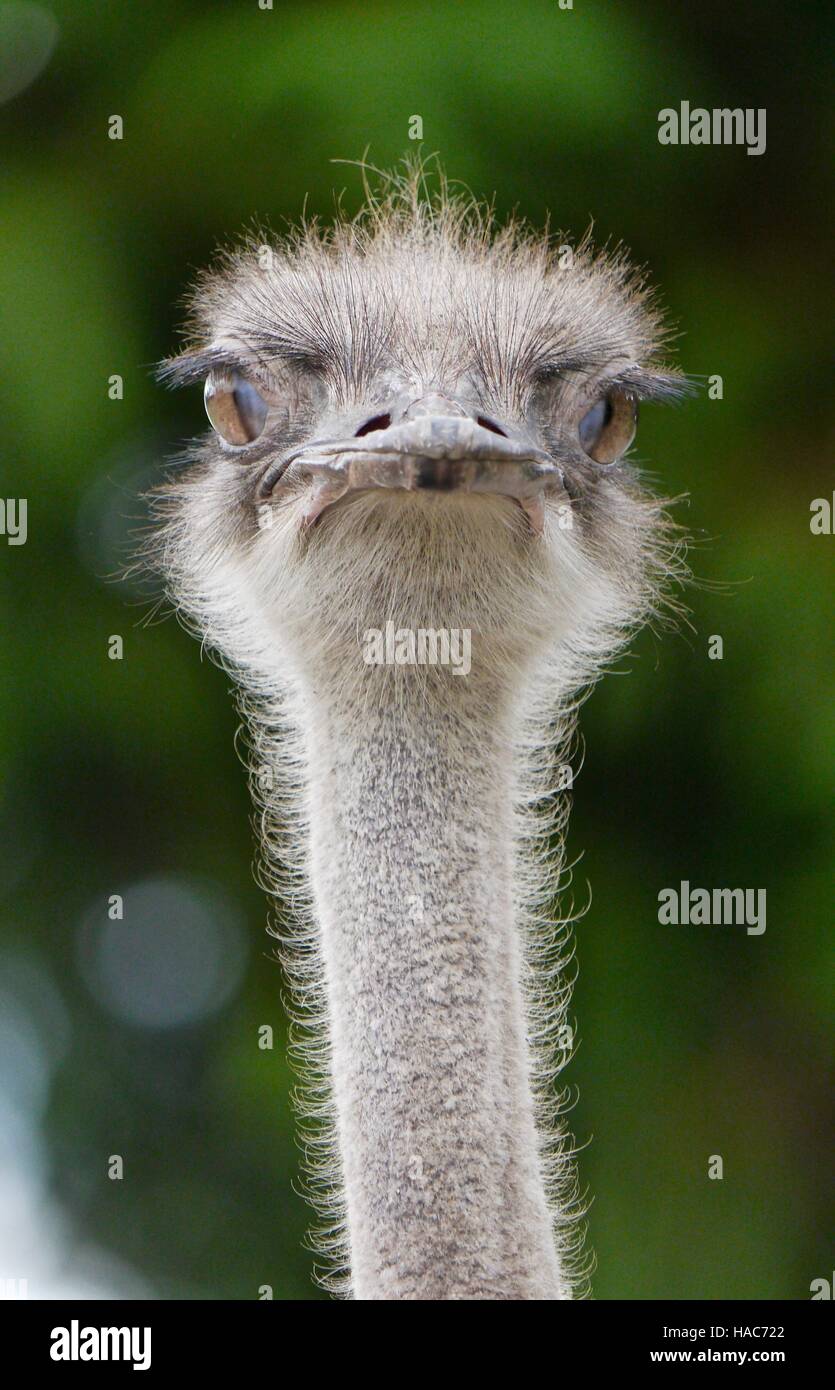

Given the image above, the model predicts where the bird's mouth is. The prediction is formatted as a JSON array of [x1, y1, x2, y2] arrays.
[[259, 415, 564, 532]]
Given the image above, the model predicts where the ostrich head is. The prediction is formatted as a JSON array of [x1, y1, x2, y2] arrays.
[[157, 168, 684, 696], [152, 165, 688, 1301]]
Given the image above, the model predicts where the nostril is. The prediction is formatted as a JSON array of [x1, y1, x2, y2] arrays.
[[477, 415, 508, 437], [354, 412, 391, 437]]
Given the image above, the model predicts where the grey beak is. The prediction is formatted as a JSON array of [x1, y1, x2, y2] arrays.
[[258, 411, 564, 532]]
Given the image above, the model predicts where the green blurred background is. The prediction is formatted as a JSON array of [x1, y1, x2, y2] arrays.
[[0, 0, 831, 1300]]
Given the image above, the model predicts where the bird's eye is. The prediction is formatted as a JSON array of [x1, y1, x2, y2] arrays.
[[204, 372, 268, 446], [578, 389, 638, 464]]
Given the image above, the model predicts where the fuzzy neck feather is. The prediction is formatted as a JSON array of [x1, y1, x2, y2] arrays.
[[300, 657, 566, 1300]]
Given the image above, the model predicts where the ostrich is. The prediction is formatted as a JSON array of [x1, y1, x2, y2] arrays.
[[151, 164, 688, 1301]]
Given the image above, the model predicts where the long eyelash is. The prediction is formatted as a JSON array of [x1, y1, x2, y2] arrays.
[[156, 340, 324, 389], [156, 347, 246, 388], [607, 368, 699, 402], [531, 359, 697, 403]]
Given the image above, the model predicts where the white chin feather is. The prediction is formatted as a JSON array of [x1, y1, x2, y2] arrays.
[[240, 487, 625, 690]]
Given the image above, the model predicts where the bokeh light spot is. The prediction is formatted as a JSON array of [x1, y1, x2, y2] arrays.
[[78, 875, 249, 1030]]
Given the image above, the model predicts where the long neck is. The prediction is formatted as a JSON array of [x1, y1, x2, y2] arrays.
[[297, 666, 568, 1300]]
